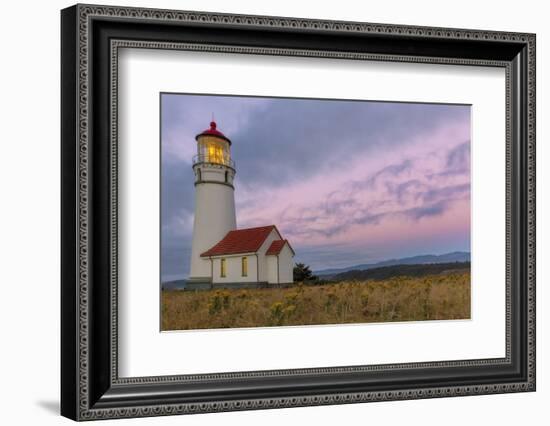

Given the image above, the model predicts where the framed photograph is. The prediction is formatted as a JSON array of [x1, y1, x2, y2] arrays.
[[61, 4, 536, 421], [159, 93, 473, 331]]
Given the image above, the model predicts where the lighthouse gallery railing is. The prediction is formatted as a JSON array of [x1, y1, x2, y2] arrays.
[[192, 154, 235, 169]]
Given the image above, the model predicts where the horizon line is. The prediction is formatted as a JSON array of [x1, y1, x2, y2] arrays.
[[161, 250, 471, 283]]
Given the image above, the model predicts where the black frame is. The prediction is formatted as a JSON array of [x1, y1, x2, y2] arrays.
[[61, 4, 536, 421]]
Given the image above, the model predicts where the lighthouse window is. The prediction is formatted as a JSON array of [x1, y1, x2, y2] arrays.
[[241, 257, 248, 277], [225, 171, 229, 183], [207, 144, 224, 164], [220, 258, 227, 278]]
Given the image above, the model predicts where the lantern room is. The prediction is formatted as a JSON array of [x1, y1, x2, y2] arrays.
[[194, 121, 233, 167]]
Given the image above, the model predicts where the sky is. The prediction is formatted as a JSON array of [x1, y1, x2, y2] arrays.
[[161, 93, 471, 282]]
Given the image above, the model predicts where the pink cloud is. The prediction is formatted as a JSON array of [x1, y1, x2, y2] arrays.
[[234, 119, 470, 255]]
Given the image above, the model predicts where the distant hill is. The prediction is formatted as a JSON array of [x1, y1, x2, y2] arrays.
[[330, 261, 470, 282], [315, 251, 470, 278]]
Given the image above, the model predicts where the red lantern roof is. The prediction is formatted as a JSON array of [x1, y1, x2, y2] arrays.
[[195, 121, 232, 145]]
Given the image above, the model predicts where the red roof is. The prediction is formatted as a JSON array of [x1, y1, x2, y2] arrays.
[[200, 226, 279, 257], [195, 121, 231, 145], [266, 239, 293, 256]]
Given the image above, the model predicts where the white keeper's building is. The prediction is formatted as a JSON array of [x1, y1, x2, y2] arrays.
[[187, 121, 295, 288]]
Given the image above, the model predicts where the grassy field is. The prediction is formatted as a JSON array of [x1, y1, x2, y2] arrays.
[[161, 271, 470, 331]]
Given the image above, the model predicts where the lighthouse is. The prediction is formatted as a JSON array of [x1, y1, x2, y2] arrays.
[[188, 121, 237, 284], [187, 120, 295, 289]]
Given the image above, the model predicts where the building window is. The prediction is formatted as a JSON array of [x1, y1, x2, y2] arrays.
[[225, 171, 229, 183], [220, 258, 226, 278], [241, 257, 248, 277], [196, 169, 201, 182]]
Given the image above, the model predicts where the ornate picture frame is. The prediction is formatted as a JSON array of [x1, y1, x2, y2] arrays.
[[61, 4, 535, 421]]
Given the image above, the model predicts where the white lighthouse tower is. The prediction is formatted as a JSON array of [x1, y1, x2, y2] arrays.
[[188, 121, 237, 284]]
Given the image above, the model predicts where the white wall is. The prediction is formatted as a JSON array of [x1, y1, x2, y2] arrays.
[[0, 1, 548, 426], [190, 170, 236, 279], [212, 255, 258, 283], [277, 244, 294, 284], [267, 255, 278, 284], [256, 229, 282, 282], [267, 244, 295, 284]]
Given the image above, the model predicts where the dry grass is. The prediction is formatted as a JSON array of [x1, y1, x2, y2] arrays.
[[161, 271, 470, 331]]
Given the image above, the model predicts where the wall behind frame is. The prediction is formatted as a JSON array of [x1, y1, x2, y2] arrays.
[[0, 0, 546, 425]]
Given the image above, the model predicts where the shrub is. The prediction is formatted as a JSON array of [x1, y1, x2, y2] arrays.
[[207, 290, 231, 315]]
